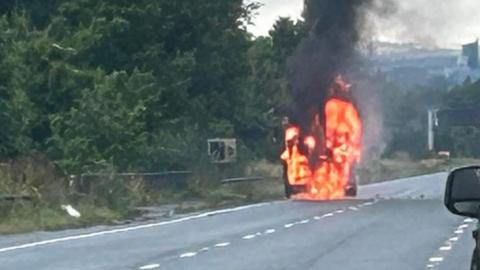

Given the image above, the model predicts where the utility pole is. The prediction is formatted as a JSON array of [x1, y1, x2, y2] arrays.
[[427, 109, 438, 152]]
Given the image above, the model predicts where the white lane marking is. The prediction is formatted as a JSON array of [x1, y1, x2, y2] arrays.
[[284, 223, 294, 228], [464, 218, 475, 223], [363, 202, 374, 206], [335, 210, 344, 214], [264, 229, 275, 234], [426, 219, 471, 268], [439, 246, 452, 251], [180, 252, 197, 258], [242, 234, 256, 240], [198, 247, 209, 252], [429, 257, 444, 263], [139, 264, 160, 270], [322, 213, 334, 218], [313, 216, 321, 220], [0, 202, 269, 253], [348, 206, 358, 211], [299, 219, 310, 224], [214, 242, 230, 248]]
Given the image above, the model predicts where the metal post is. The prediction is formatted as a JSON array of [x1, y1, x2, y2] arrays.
[[427, 109, 438, 152]]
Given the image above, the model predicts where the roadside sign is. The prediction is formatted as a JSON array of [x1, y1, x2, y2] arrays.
[[207, 138, 237, 163]]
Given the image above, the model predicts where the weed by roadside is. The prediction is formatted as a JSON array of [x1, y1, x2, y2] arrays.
[[0, 200, 121, 235]]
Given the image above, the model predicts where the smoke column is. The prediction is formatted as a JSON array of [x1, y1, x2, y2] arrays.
[[288, 0, 372, 130]]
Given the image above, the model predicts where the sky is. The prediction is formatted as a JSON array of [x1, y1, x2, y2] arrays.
[[248, 0, 480, 49], [246, 0, 303, 37]]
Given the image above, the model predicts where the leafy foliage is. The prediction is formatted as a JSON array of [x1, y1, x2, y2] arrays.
[[0, 1, 305, 175], [436, 79, 480, 157]]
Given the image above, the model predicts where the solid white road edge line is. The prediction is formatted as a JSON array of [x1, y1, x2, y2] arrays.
[[0, 202, 269, 253]]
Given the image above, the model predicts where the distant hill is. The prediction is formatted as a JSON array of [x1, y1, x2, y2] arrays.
[[369, 42, 480, 88]]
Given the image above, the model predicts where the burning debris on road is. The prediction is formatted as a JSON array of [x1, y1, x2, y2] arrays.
[[281, 0, 370, 200]]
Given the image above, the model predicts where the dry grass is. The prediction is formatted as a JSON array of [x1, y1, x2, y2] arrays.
[[0, 200, 121, 235], [0, 153, 64, 202], [0, 155, 142, 235], [2, 155, 479, 235]]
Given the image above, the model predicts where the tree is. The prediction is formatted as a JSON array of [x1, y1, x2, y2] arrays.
[[0, 0, 274, 173], [240, 17, 305, 159]]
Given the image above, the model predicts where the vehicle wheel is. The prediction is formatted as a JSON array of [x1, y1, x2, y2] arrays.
[[345, 185, 357, 197], [345, 170, 359, 197], [283, 174, 293, 199], [282, 162, 293, 199], [284, 182, 293, 199]]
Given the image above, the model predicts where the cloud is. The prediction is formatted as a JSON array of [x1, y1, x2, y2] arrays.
[[368, 0, 480, 48], [248, 0, 480, 48], [246, 0, 304, 36]]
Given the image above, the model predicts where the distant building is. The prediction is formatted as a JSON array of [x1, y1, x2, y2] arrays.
[[462, 40, 479, 69]]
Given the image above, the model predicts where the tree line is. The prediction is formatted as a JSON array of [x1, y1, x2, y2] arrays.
[[0, 0, 477, 177], [0, 1, 307, 174]]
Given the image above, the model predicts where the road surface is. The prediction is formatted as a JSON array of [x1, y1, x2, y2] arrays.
[[0, 173, 475, 270]]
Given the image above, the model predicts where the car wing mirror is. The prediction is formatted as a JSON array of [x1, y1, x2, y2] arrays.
[[445, 166, 480, 218]]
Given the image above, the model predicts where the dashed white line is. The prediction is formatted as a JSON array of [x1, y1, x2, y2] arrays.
[[180, 252, 197, 258], [313, 216, 321, 220], [139, 264, 160, 270], [439, 246, 452, 251], [214, 242, 230, 248], [322, 213, 334, 218], [335, 210, 344, 214], [464, 218, 475, 223], [348, 206, 358, 211], [284, 223, 294, 228], [425, 219, 468, 269], [299, 219, 310, 224], [198, 247, 210, 252], [264, 229, 276, 234], [429, 257, 444, 263], [242, 234, 256, 240]]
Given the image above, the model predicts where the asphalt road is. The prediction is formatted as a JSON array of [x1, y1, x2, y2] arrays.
[[0, 172, 476, 270]]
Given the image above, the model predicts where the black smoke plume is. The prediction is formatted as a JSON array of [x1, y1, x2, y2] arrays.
[[288, 0, 372, 130]]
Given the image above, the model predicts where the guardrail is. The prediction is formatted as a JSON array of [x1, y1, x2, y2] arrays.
[[221, 176, 282, 185], [67, 171, 271, 194], [220, 176, 264, 184], [68, 171, 193, 195], [77, 171, 192, 179], [0, 194, 32, 202]]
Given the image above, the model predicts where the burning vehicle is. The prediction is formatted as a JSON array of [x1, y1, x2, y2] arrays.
[[281, 75, 362, 200], [279, 0, 371, 201]]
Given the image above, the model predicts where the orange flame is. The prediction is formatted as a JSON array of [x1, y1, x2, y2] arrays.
[[304, 136, 316, 151], [281, 127, 311, 186], [281, 76, 362, 200]]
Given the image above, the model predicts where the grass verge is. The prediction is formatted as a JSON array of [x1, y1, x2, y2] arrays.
[[2, 157, 479, 235], [0, 200, 126, 235]]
